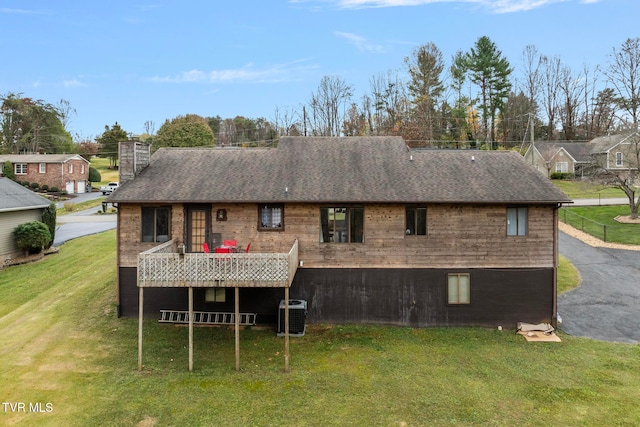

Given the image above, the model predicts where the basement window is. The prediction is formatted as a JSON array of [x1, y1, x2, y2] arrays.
[[205, 288, 226, 303], [448, 273, 470, 304]]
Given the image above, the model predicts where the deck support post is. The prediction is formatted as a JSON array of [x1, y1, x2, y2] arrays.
[[235, 286, 240, 371], [138, 287, 144, 371], [188, 286, 194, 372], [284, 287, 290, 373]]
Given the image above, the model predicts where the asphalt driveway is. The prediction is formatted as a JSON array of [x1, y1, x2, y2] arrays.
[[558, 231, 640, 344]]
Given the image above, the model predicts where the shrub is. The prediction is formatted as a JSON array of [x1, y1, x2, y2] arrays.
[[89, 166, 101, 183], [64, 202, 76, 212], [13, 221, 52, 255], [41, 202, 57, 248], [2, 160, 14, 180], [50, 186, 59, 193], [550, 172, 572, 180], [30, 182, 39, 190], [22, 181, 30, 187], [41, 184, 49, 192]]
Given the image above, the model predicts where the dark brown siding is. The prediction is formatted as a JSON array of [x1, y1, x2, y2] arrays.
[[118, 267, 553, 328]]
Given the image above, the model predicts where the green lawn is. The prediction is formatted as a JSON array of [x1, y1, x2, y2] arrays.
[[90, 156, 119, 186], [552, 180, 627, 199], [560, 205, 640, 245], [1, 231, 638, 426]]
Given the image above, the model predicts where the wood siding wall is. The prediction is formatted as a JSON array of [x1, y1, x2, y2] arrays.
[[118, 266, 554, 328], [117, 202, 556, 270]]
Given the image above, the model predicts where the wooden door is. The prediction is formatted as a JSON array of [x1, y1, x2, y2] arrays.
[[186, 206, 211, 253]]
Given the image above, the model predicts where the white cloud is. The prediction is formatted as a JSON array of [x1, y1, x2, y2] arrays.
[[151, 60, 318, 84], [324, 0, 575, 13], [63, 79, 87, 88], [335, 31, 386, 53], [0, 7, 48, 14]]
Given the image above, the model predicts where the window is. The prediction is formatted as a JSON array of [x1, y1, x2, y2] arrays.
[[555, 162, 568, 173], [259, 204, 284, 230], [68, 163, 73, 173], [80, 164, 85, 174], [448, 273, 470, 304], [14, 164, 27, 175], [205, 288, 226, 303], [320, 207, 364, 243], [141, 206, 170, 242], [406, 207, 427, 236], [39, 163, 46, 173], [616, 152, 623, 167], [507, 207, 528, 236]]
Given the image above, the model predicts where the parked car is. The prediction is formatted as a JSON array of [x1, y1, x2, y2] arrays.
[[100, 182, 119, 195]]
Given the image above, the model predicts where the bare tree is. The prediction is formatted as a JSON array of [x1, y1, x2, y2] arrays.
[[592, 133, 640, 219], [603, 38, 640, 130], [521, 45, 542, 115], [307, 75, 353, 136], [272, 105, 300, 136], [368, 70, 407, 135], [558, 65, 585, 140], [539, 55, 562, 140]]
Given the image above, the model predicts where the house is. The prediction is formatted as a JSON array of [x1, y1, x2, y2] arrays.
[[0, 153, 91, 194], [589, 132, 640, 171], [0, 178, 51, 261], [109, 136, 571, 329], [523, 141, 592, 178]]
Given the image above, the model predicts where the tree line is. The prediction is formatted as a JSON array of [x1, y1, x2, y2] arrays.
[[3, 36, 640, 157]]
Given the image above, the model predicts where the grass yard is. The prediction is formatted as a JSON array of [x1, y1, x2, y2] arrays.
[[90, 156, 119, 186], [551, 180, 626, 199], [560, 205, 640, 245], [1, 231, 639, 426]]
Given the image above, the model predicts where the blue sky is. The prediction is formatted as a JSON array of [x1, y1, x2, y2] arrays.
[[1, 0, 637, 139]]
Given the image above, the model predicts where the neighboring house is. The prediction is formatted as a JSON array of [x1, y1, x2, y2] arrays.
[[523, 141, 592, 178], [0, 177, 51, 261], [589, 132, 640, 171], [0, 154, 90, 194], [109, 137, 571, 329]]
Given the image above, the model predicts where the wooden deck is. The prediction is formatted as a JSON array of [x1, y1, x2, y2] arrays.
[[137, 239, 298, 288]]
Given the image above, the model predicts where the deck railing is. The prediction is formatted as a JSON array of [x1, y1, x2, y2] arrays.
[[137, 240, 298, 288]]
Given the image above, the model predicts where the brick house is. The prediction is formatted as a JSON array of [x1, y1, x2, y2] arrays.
[[0, 154, 90, 194], [109, 137, 571, 329]]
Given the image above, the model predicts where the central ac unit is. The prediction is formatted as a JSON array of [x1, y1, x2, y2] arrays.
[[277, 299, 307, 337]]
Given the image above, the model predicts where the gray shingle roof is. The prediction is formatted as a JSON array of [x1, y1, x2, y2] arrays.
[[535, 141, 592, 162], [589, 132, 638, 154], [0, 178, 51, 212], [0, 153, 88, 164], [109, 136, 571, 204]]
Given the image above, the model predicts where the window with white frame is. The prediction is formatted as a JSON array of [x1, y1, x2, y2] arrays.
[[14, 164, 27, 175], [259, 204, 284, 230], [448, 273, 470, 304], [39, 163, 46, 173], [507, 207, 528, 236], [615, 152, 623, 167], [68, 163, 73, 173], [80, 164, 85, 174], [555, 162, 568, 173]]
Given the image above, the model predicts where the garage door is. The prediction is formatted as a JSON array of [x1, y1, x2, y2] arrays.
[[77, 180, 86, 193], [66, 181, 74, 194]]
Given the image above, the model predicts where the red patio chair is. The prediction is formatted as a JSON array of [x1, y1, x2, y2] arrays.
[[202, 242, 210, 253]]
